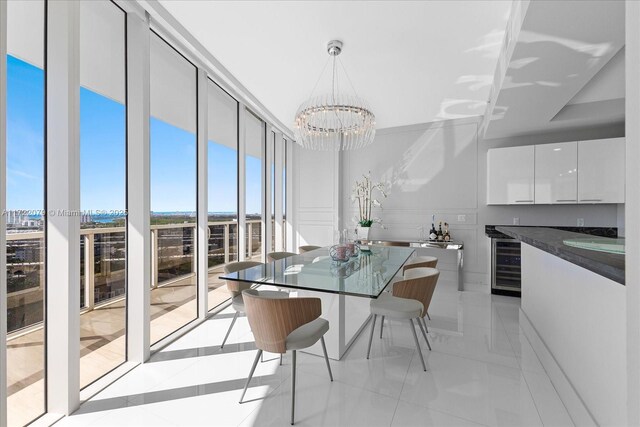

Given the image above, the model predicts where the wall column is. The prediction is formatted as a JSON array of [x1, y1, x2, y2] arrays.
[[46, 0, 81, 415]]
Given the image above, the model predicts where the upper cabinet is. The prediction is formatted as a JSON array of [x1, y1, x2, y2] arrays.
[[534, 142, 577, 204], [578, 138, 625, 204], [487, 145, 535, 205], [487, 138, 625, 205]]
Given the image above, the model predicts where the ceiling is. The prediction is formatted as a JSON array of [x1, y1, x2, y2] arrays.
[[482, 0, 625, 139], [159, 0, 512, 131]]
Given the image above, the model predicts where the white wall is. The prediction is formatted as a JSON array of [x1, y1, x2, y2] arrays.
[[292, 145, 341, 249], [332, 118, 624, 290]]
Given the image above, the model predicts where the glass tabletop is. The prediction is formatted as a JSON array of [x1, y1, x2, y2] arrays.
[[219, 246, 415, 298]]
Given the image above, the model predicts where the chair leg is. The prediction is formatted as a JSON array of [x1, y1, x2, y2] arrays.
[[379, 315, 385, 339], [291, 350, 297, 425], [320, 336, 333, 381], [221, 311, 239, 349], [427, 311, 431, 320], [239, 349, 262, 403], [409, 319, 427, 372], [366, 314, 377, 359], [422, 317, 429, 333], [280, 353, 283, 366], [416, 317, 432, 351]]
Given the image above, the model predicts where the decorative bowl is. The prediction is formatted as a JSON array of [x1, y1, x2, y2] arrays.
[[329, 244, 350, 262]]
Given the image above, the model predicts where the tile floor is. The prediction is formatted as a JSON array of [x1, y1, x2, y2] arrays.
[[56, 281, 574, 427]]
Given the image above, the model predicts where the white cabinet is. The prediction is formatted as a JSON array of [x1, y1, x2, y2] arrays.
[[487, 145, 535, 205], [578, 138, 625, 203], [534, 141, 577, 204]]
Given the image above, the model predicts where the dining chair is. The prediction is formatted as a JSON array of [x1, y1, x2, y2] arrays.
[[298, 245, 321, 253], [240, 289, 333, 425], [402, 255, 438, 274], [267, 251, 297, 262], [366, 267, 440, 371], [402, 256, 438, 319], [220, 261, 288, 349]]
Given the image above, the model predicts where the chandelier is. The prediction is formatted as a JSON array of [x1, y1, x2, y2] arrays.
[[294, 40, 376, 151]]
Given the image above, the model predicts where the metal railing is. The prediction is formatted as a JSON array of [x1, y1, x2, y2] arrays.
[[6, 219, 262, 336]]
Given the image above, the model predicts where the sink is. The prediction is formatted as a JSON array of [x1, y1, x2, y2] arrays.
[[563, 237, 625, 255]]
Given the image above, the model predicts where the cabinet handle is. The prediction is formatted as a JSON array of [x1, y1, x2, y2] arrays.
[[579, 199, 602, 202], [556, 199, 577, 202], [514, 200, 533, 203]]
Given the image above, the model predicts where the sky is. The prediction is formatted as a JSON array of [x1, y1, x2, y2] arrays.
[[6, 54, 263, 216]]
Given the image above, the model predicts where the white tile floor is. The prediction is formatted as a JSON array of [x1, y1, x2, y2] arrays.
[[56, 283, 574, 427]]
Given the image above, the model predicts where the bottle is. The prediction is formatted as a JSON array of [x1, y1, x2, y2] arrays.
[[444, 222, 451, 242], [437, 222, 444, 241], [429, 223, 437, 241]]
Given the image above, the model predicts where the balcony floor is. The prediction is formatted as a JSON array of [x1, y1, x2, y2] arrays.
[[6, 264, 234, 427]]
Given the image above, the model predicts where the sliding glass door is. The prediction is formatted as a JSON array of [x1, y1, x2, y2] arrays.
[[149, 32, 198, 345], [78, 0, 127, 388], [207, 81, 238, 311], [245, 110, 265, 261], [5, 1, 46, 425]]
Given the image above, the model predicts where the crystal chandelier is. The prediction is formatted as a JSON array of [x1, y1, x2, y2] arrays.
[[294, 40, 376, 151]]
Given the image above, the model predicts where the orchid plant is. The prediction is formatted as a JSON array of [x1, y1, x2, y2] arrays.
[[351, 172, 388, 228]]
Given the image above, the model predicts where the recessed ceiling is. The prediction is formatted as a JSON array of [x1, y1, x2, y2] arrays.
[[159, 0, 511, 131]]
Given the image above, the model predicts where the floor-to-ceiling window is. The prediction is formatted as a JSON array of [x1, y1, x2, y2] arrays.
[[5, 1, 46, 425], [78, 0, 127, 388], [245, 110, 264, 260], [149, 32, 198, 345], [269, 130, 276, 253], [280, 137, 287, 250], [207, 80, 238, 311]]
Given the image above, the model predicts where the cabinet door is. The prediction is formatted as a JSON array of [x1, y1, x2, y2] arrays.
[[534, 142, 577, 204], [578, 138, 625, 203], [487, 145, 535, 205]]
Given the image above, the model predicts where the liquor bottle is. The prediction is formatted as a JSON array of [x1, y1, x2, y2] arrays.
[[437, 222, 444, 241], [429, 223, 437, 241], [444, 222, 451, 242]]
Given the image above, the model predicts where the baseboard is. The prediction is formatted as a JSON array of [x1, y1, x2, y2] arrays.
[[519, 308, 598, 426]]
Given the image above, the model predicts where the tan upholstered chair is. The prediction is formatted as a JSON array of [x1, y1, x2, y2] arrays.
[[298, 245, 321, 253], [239, 289, 333, 425], [402, 255, 438, 274], [220, 261, 287, 348], [402, 256, 438, 319], [267, 251, 297, 262], [367, 267, 440, 371]]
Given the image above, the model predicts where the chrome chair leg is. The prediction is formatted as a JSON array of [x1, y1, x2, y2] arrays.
[[427, 311, 431, 320], [280, 353, 283, 366], [421, 317, 429, 333], [221, 311, 239, 349], [320, 336, 333, 381], [291, 350, 297, 425], [416, 316, 432, 351], [409, 319, 427, 371], [366, 314, 377, 359], [379, 315, 385, 339], [239, 349, 262, 403]]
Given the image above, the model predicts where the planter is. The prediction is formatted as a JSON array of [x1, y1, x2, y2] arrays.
[[356, 225, 371, 241]]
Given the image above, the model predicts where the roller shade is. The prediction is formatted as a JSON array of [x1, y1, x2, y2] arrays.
[[79, 0, 125, 104], [7, 0, 45, 69], [8, 0, 125, 105], [245, 109, 264, 159], [208, 80, 238, 151], [150, 32, 197, 135]]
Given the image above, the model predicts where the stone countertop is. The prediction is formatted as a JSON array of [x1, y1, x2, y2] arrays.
[[496, 226, 625, 285]]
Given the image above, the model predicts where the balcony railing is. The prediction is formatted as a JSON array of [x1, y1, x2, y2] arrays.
[[6, 219, 262, 336]]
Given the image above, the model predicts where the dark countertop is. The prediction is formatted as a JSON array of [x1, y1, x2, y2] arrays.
[[496, 226, 625, 285]]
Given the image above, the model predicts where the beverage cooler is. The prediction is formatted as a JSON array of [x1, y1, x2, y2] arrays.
[[491, 238, 522, 295]]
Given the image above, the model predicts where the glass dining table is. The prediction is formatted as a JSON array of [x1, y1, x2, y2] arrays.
[[220, 246, 415, 298], [219, 246, 415, 359]]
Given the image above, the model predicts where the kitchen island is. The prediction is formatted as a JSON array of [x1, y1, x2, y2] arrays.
[[496, 226, 626, 426]]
